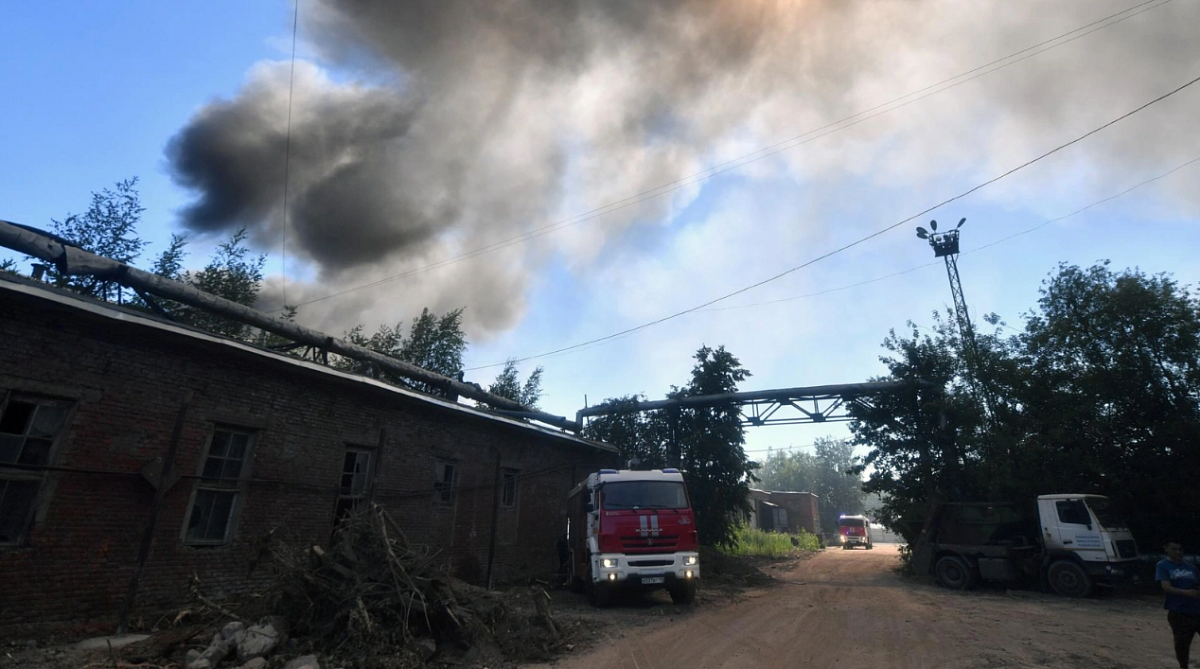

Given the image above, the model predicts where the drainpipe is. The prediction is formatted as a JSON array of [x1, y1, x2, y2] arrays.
[[485, 447, 502, 590], [117, 390, 192, 634]]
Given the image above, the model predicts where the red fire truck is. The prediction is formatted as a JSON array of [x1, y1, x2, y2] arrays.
[[838, 514, 873, 549], [566, 468, 700, 606]]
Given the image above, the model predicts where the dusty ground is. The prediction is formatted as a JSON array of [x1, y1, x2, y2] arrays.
[[531, 545, 1179, 669], [3, 546, 1180, 669]]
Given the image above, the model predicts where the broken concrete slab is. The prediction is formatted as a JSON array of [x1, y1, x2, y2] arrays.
[[238, 658, 268, 669], [236, 623, 279, 662], [283, 654, 321, 669], [73, 634, 150, 651], [220, 621, 246, 641]]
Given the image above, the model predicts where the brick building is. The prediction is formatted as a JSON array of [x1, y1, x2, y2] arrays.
[[0, 274, 618, 633], [746, 489, 821, 535]]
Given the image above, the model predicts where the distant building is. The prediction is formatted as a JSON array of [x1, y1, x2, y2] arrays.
[[746, 489, 820, 535], [0, 274, 618, 633]]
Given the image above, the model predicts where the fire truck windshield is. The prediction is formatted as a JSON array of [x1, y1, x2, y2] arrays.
[[601, 481, 689, 510]]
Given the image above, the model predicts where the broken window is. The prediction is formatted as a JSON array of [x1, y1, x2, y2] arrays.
[[434, 461, 456, 506], [774, 507, 788, 530], [501, 468, 519, 508], [0, 395, 71, 545], [335, 448, 374, 522], [185, 428, 253, 545]]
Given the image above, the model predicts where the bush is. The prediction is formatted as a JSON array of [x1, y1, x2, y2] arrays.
[[719, 526, 821, 557]]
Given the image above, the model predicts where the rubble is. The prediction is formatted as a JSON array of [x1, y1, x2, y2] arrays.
[[235, 622, 279, 663], [283, 655, 321, 669]]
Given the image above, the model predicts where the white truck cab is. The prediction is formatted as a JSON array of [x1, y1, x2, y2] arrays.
[[1037, 494, 1139, 567]]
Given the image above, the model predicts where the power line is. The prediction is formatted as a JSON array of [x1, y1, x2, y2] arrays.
[[280, 0, 300, 308], [464, 73, 1200, 371], [699, 155, 1200, 315], [268, 0, 1174, 313]]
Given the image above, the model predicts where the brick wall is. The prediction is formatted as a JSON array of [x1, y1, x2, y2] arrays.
[[0, 284, 617, 633], [747, 489, 821, 535]]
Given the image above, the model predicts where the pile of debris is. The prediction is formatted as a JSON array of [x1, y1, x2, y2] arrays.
[[259, 505, 567, 667], [183, 619, 290, 669]]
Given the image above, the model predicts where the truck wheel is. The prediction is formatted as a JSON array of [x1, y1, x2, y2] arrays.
[[935, 555, 977, 590], [670, 580, 697, 605], [1048, 560, 1092, 598]]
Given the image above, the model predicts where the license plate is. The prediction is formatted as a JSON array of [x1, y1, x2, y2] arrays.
[[642, 576, 665, 584]]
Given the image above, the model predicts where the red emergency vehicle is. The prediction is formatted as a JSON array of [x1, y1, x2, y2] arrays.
[[566, 468, 699, 606], [838, 514, 873, 549]]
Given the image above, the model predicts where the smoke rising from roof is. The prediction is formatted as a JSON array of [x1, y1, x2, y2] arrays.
[[166, 0, 1200, 336]]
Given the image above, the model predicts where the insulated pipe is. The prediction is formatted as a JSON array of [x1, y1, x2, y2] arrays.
[[0, 219, 537, 414]]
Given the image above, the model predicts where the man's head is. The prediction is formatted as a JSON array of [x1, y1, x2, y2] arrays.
[[1165, 539, 1185, 562]]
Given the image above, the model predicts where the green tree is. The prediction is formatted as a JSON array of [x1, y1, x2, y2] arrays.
[[757, 438, 866, 536], [488, 359, 544, 408], [674, 345, 758, 547], [581, 395, 670, 468], [42, 178, 147, 301], [586, 346, 757, 547], [0, 258, 18, 275], [850, 262, 1200, 547], [339, 308, 467, 396], [176, 229, 267, 339], [1014, 262, 1200, 544]]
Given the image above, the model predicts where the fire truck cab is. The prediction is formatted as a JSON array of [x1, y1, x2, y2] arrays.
[[566, 468, 700, 606], [838, 514, 873, 549]]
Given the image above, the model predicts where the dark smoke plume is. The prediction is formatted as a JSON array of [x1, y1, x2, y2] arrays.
[[167, 0, 1200, 335]]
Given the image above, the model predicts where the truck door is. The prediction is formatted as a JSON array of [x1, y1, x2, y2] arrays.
[[1045, 498, 1104, 555]]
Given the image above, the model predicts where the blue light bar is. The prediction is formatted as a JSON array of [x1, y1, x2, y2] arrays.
[[662, 468, 680, 473], [599, 468, 618, 474]]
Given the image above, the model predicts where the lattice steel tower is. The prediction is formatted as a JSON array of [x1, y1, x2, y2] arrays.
[[916, 218, 993, 415]]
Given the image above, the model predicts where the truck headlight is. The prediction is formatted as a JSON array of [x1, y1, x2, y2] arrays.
[[601, 558, 618, 568], [683, 555, 698, 566]]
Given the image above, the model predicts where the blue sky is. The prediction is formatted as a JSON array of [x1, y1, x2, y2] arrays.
[[3, 1, 1198, 458]]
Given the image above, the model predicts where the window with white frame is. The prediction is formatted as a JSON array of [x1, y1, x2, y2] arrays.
[[335, 447, 374, 521], [184, 428, 253, 545], [0, 395, 71, 545], [433, 461, 456, 506], [501, 468, 519, 508]]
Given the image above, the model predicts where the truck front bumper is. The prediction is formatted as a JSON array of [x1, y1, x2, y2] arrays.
[[593, 552, 700, 587], [1083, 560, 1140, 585]]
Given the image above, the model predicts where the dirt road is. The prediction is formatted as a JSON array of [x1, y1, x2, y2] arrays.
[[537, 545, 1176, 669]]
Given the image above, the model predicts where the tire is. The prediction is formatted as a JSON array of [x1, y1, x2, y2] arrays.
[[670, 579, 697, 605], [1047, 560, 1092, 598], [842, 543, 850, 550], [935, 555, 977, 590], [866, 543, 874, 550]]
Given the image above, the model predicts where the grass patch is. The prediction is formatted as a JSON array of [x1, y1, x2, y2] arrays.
[[720, 525, 822, 557]]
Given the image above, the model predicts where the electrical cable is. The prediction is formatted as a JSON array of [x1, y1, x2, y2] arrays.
[[267, 0, 1175, 313], [699, 154, 1200, 315], [463, 73, 1200, 371], [280, 0, 300, 308]]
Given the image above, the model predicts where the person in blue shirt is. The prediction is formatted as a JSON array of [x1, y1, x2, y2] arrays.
[[1158, 538, 1200, 668]]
